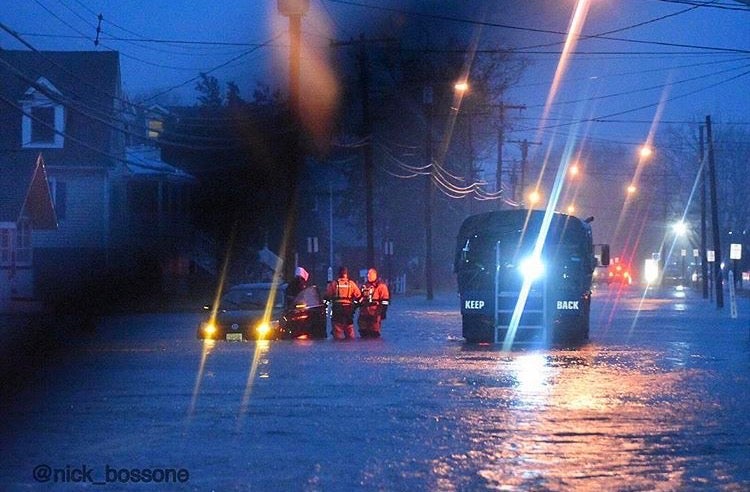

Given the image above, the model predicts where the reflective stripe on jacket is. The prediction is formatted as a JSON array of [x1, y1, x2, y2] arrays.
[[326, 278, 361, 306], [361, 280, 389, 306]]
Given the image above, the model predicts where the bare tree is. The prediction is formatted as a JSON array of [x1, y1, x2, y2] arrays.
[[195, 73, 223, 108]]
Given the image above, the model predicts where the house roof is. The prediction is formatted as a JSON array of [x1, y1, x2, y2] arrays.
[[125, 146, 194, 181], [0, 153, 57, 229], [0, 50, 122, 167], [0, 50, 120, 108]]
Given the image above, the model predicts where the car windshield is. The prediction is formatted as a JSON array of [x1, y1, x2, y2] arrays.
[[291, 286, 323, 308], [220, 286, 283, 310]]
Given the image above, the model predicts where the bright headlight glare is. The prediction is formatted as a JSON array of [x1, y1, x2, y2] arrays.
[[256, 322, 271, 337], [203, 323, 217, 336], [519, 256, 544, 281]]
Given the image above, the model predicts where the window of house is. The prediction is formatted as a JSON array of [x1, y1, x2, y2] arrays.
[[148, 119, 163, 139], [48, 178, 67, 220], [21, 78, 65, 149], [31, 106, 56, 143]]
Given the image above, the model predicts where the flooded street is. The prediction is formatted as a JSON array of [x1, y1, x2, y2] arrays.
[[2, 287, 749, 490]]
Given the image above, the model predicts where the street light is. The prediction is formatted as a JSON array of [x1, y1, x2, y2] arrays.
[[569, 162, 580, 177], [627, 184, 637, 195], [639, 145, 653, 159], [424, 78, 470, 300], [528, 190, 541, 206], [672, 220, 689, 281], [672, 220, 688, 236]]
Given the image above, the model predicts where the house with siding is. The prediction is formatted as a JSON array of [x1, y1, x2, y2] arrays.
[[0, 50, 195, 310], [0, 154, 56, 311]]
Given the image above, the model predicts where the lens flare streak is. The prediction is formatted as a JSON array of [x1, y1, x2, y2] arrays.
[[187, 227, 237, 419], [187, 340, 215, 419], [237, 340, 270, 429]]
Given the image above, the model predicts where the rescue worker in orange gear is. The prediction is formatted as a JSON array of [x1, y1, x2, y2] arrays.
[[357, 267, 390, 338], [325, 266, 361, 340]]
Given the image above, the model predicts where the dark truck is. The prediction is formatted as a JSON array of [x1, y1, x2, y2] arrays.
[[454, 209, 609, 346]]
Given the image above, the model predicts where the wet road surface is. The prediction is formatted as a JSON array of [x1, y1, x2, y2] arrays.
[[2, 285, 749, 490]]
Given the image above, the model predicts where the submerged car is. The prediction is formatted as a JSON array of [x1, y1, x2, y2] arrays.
[[197, 282, 327, 341]]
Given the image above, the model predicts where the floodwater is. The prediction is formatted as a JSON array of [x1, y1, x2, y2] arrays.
[[2, 286, 749, 490]]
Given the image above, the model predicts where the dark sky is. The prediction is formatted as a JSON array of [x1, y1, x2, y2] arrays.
[[2, 0, 749, 150]]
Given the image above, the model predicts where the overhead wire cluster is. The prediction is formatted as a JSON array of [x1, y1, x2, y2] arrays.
[[315, 0, 749, 206], [2, 0, 749, 179], [0, 15, 286, 174], [321, 0, 750, 145], [376, 140, 509, 203]]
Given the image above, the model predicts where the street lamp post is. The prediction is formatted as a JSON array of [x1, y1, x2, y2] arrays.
[[384, 239, 394, 287], [277, 0, 308, 115], [424, 86, 434, 301], [277, 0, 309, 280], [673, 220, 688, 281], [699, 125, 709, 298], [422, 79, 473, 300], [706, 115, 723, 308]]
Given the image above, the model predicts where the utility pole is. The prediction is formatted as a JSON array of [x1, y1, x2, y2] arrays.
[[706, 115, 723, 308], [358, 33, 375, 267], [467, 112, 476, 215], [277, 0, 308, 279], [495, 103, 525, 196], [329, 184, 334, 282], [507, 138, 541, 204], [424, 86, 434, 301], [699, 125, 709, 299], [330, 35, 395, 268]]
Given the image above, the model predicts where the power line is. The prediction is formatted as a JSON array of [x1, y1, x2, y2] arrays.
[[70, 0, 262, 49], [0, 45, 296, 152], [141, 35, 281, 103], [506, 0, 718, 53], [15, 31, 283, 49], [0, 30, 289, 138], [514, 56, 750, 89], [514, 68, 750, 135], [324, 0, 750, 54], [527, 62, 750, 110], [403, 47, 750, 56], [0, 91, 179, 174], [0, 19, 278, 117], [657, 0, 750, 11]]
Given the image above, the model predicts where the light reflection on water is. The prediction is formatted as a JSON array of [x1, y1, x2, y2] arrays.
[[366, 345, 727, 491], [510, 353, 553, 406], [177, 290, 748, 490]]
